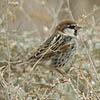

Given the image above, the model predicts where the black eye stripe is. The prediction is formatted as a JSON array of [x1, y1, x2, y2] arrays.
[[71, 24, 76, 27], [68, 24, 77, 29]]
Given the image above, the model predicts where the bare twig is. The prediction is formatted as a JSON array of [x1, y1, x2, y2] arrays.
[[66, 0, 74, 20], [4, 0, 12, 100], [76, 6, 100, 82], [69, 79, 81, 100], [48, 0, 64, 34], [81, 73, 100, 100], [79, 33, 100, 82], [79, 7, 100, 24]]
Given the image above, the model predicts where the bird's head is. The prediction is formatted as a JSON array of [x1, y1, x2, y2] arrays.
[[55, 20, 82, 37]]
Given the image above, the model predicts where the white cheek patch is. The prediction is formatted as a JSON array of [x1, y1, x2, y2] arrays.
[[63, 28, 75, 36]]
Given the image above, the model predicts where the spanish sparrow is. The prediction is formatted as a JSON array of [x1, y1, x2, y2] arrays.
[[28, 20, 81, 70]]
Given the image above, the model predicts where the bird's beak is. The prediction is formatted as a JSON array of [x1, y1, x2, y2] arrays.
[[75, 24, 82, 30]]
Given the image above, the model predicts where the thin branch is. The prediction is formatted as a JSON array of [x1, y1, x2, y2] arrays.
[[66, 0, 74, 20], [69, 79, 81, 99], [79, 33, 100, 82], [4, 0, 12, 100], [48, 0, 64, 34], [79, 7, 100, 24], [77, 6, 100, 82], [81, 73, 100, 100]]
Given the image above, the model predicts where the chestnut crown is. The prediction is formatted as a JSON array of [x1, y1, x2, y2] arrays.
[[55, 20, 81, 36]]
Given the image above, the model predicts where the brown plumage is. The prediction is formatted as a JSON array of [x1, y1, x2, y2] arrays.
[[28, 20, 81, 68]]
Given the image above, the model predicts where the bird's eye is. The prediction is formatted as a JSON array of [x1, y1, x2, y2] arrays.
[[67, 24, 76, 29]]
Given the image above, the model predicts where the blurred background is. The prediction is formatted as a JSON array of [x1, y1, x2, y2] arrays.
[[0, 0, 100, 100]]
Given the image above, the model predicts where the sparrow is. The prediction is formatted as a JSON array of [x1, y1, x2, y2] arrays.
[[28, 20, 81, 70]]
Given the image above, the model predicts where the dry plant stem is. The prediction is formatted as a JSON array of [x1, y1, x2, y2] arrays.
[[40, 88, 49, 100], [34, 89, 41, 100], [66, 0, 74, 20], [77, 70, 80, 94], [46, 81, 68, 99], [79, 7, 100, 24], [4, 0, 12, 100], [0, 72, 8, 89], [0, 71, 8, 100], [79, 33, 100, 82], [81, 73, 100, 100], [69, 79, 81, 100], [55, 68, 66, 77], [0, 66, 6, 71], [48, 0, 63, 34]]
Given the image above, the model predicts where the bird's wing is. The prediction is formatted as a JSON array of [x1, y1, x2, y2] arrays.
[[28, 32, 72, 61]]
